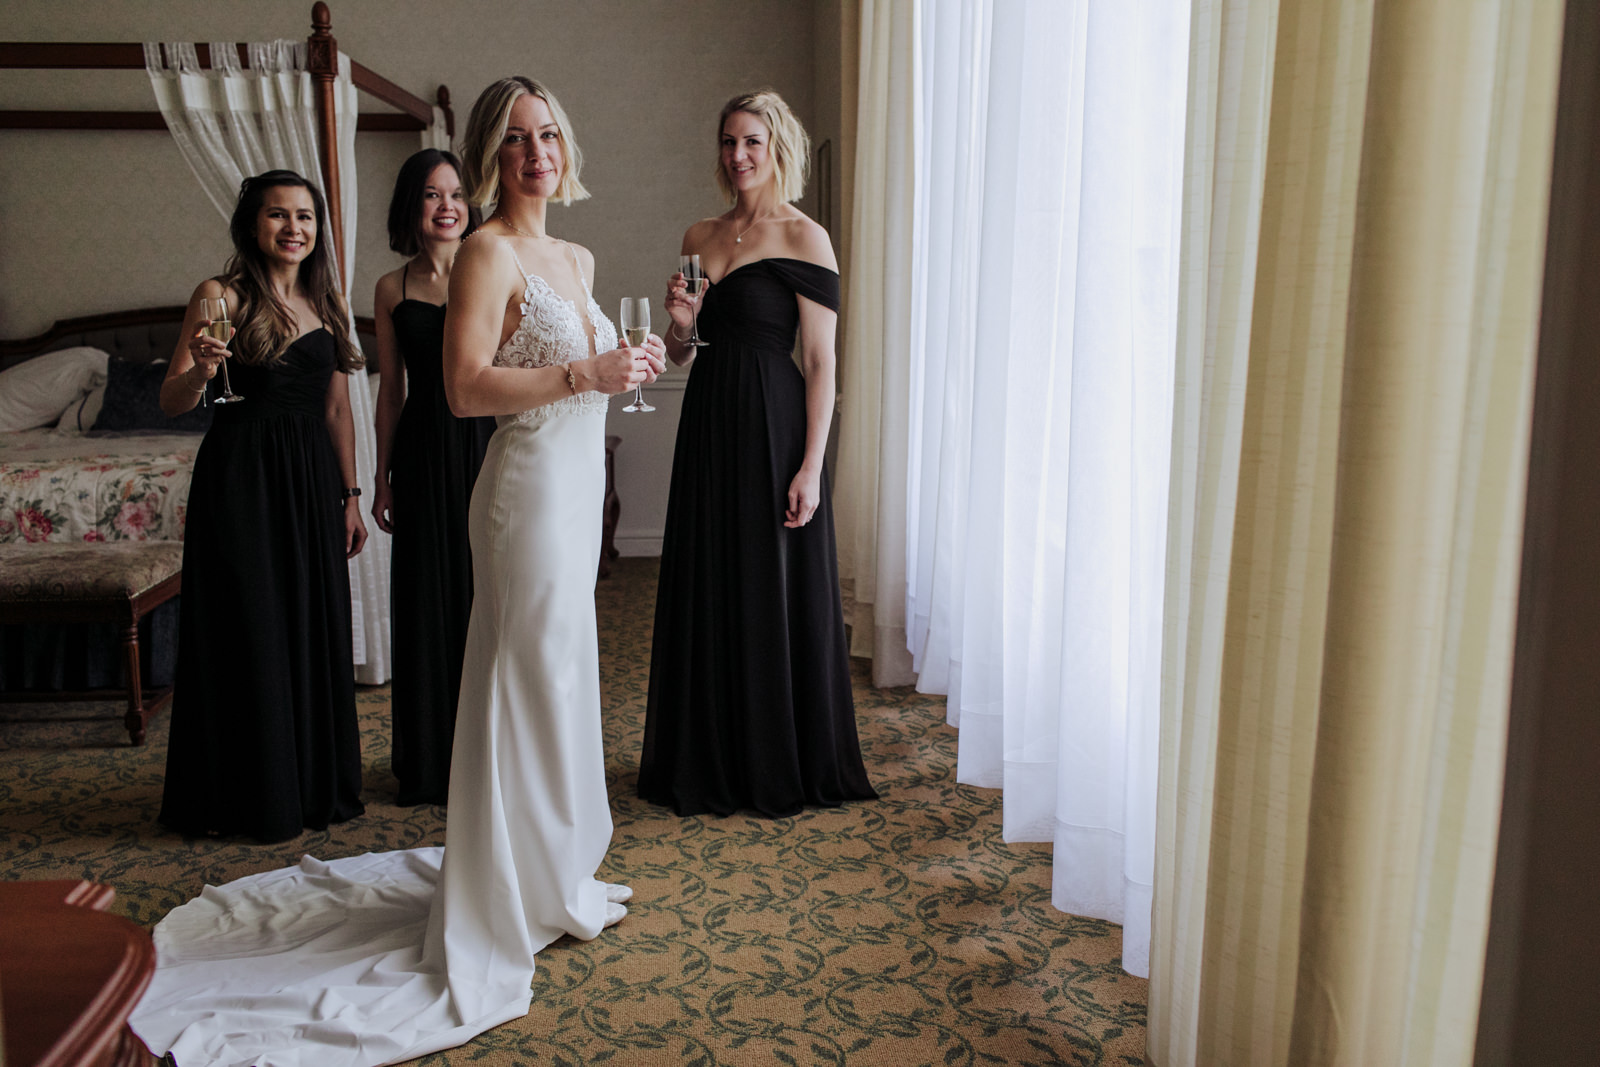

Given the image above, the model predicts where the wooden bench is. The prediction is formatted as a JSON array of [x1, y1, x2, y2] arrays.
[[0, 542, 183, 745]]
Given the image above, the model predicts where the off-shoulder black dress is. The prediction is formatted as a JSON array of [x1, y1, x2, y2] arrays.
[[639, 258, 877, 817]]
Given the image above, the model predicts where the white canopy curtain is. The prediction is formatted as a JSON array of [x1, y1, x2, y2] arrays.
[[1146, 0, 1563, 1064], [145, 41, 391, 685], [840, 0, 1189, 979]]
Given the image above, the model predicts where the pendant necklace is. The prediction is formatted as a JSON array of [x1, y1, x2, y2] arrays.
[[734, 209, 778, 244]]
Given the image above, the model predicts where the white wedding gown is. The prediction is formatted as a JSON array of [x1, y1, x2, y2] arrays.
[[130, 246, 620, 1067]]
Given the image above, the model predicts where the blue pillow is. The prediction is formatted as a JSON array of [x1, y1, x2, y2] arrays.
[[92, 357, 212, 433]]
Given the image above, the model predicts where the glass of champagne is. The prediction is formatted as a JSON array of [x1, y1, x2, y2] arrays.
[[199, 296, 242, 404], [679, 254, 711, 348], [620, 297, 654, 413]]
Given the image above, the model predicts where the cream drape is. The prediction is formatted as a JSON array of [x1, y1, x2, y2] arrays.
[[836, 0, 918, 688], [1148, 1, 1563, 1064], [145, 42, 392, 683]]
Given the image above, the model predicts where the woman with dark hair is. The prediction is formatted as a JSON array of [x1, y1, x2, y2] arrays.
[[372, 148, 494, 805], [156, 168, 368, 843], [639, 89, 876, 817]]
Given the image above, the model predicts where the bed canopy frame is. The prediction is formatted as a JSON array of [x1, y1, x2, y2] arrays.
[[0, 0, 455, 280]]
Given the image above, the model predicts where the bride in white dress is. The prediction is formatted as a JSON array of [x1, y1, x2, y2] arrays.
[[128, 77, 665, 1067]]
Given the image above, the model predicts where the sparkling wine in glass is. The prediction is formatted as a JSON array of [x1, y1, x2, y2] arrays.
[[620, 297, 654, 413], [679, 254, 711, 348], [199, 296, 243, 404]]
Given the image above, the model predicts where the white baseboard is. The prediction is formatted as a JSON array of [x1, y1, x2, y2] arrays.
[[615, 534, 663, 557]]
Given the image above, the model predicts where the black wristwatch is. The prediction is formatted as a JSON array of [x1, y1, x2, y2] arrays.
[[341, 486, 362, 503]]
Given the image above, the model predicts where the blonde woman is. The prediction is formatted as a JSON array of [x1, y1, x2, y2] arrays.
[[130, 80, 662, 1067], [639, 89, 876, 817], [436, 70, 662, 1013]]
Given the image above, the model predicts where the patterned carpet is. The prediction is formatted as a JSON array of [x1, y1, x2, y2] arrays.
[[0, 557, 1147, 1066]]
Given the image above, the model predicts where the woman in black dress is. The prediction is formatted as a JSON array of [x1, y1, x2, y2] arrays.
[[371, 149, 494, 805], [157, 170, 368, 843], [639, 89, 877, 817]]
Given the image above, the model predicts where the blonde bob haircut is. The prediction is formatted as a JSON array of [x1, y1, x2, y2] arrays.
[[715, 89, 811, 205], [460, 76, 589, 208]]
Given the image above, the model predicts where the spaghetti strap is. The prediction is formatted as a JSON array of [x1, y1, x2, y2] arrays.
[[566, 242, 590, 295], [508, 246, 532, 279], [401, 263, 408, 300]]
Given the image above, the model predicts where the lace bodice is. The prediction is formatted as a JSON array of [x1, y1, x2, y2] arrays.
[[494, 254, 616, 425]]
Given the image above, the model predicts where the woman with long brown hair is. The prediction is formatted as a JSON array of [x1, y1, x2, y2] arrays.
[[157, 168, 368, 843]]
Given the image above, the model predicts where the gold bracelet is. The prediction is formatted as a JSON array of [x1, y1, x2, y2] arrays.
[[565, 363, 578, 394], [186, 372, 207, 394]]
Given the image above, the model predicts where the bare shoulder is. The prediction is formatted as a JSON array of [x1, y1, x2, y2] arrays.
[[189, 277, 244, 311], [567, 241, 597, 283], [683, 217, 722, 251], [373, 266, 404, 312], [780, 212, 838, 271], [453, 230, 523, 292]]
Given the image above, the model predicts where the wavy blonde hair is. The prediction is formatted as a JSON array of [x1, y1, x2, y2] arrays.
[[715, 89, 811, 205], [460, 76, 589, 209]]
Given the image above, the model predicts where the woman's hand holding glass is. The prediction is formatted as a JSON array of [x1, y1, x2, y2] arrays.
[[195, 296, 243, 403], [666, 255, 710, 348], [584, 334, 665, 396], [185, 317, 230, 396]]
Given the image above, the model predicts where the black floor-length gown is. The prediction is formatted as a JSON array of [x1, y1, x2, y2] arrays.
[[159, 329, 364, 843], [639, 257, 877, 817], [387, 292, 494, 805]]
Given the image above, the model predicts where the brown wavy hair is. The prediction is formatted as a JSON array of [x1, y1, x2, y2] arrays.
[[221, 170, 363, 372]]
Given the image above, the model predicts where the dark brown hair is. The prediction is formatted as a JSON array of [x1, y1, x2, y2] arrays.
[[386, 149, 480, 256], [222, 170, 363, 372]]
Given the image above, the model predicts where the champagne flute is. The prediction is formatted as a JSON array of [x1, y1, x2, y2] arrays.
[[199, 296, 243, 404], [678, 254, 711, 348], [620, 297, 654, 413]]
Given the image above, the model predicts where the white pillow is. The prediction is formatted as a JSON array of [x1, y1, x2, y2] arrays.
[[0, 346, 110, 432], [54, 382, 107, 433]]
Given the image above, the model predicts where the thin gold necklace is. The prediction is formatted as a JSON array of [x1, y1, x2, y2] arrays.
[[734, 209, 779, 244], [496, 214, 545, 240]]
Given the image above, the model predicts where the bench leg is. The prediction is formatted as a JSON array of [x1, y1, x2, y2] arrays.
[[120, 621, 146, 746]]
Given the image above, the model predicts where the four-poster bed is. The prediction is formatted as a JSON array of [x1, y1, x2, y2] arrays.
[[0, 1, 454, 278], [0, 1, 455, 695]]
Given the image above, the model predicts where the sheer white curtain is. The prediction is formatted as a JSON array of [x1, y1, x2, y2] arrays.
[[886, 0, 1190, 978], [146, 42, 392, 684]]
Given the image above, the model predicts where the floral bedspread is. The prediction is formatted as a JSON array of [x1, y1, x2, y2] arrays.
[[0, 430, 200, 543]]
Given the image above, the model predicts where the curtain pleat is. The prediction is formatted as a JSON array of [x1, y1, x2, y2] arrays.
[[1147, 1, 1563, 1063]]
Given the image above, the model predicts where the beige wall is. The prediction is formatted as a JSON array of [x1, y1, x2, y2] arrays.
[[1, 0, 842, 551]]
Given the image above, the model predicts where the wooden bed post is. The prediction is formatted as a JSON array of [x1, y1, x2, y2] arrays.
[[438, 85, 454, 140], [307, 2, 345, 280]]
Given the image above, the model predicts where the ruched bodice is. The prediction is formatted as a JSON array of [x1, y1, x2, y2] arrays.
[[697, 258, 842, 351], [211, 328, 337, 423]]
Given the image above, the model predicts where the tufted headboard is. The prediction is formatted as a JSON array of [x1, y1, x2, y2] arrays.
[[0, 307, 379, 374]]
